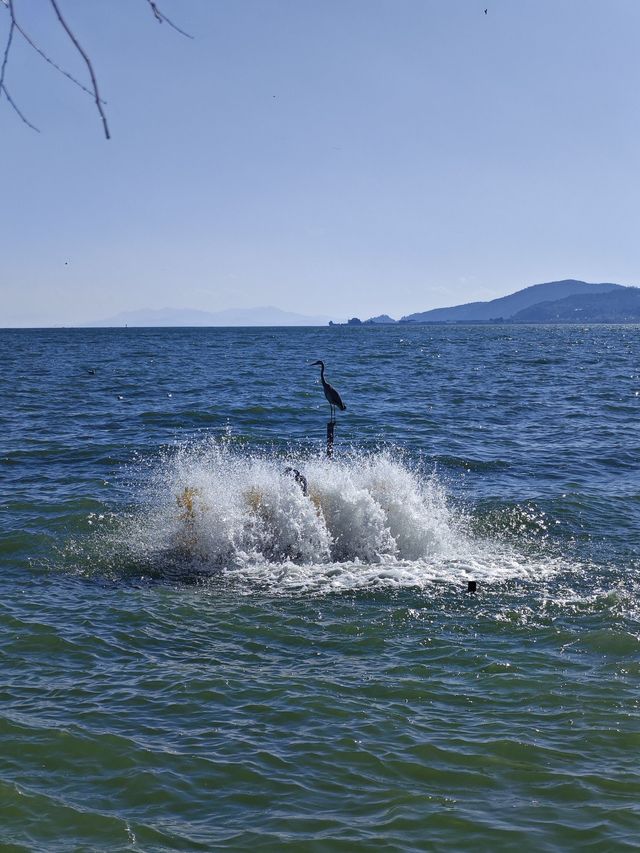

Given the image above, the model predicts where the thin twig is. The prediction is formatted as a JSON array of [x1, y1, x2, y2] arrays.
[[1, 83, 40, 131], [9, 0, 104, 102], [0, 15, 14, 94], [145, 1, 194, 39], [1, 0, 191, 137], [1, 10, 39, 132], [47, 0, 110, 139]]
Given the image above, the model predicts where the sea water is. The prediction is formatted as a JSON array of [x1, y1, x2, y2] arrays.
[[1, 325, 639, 850]]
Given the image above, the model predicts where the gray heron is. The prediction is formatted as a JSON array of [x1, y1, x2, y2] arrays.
[[311, 360, 346, 421]]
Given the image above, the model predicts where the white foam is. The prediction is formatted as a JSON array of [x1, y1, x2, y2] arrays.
[[104, 440, 560, 592]]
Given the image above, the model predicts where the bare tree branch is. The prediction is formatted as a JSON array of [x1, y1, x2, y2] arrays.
[[0, 13, 14, 93], [47, 0, 110, 139], [9, 0, 104, 103], [146, 1, 194, 39], [1, 82, 40, 131], [1, 7, 39, 131], [1, 0, 192, 137]]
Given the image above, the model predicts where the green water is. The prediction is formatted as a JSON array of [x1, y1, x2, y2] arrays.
[[2, 326, 639, 850]]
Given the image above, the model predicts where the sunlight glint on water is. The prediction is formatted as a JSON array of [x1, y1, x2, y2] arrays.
[[1, 325, 639, 851]]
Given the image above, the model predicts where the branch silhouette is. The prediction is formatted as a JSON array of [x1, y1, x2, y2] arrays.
[[11, 0, 102, 101], [146, 1, 194, 39], [47, 0, 110, 138], [0, 0, 192, 138]]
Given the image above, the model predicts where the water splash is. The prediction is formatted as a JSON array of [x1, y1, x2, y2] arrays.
[[131, 441, 453, 562], [83, 440, 563, 592]]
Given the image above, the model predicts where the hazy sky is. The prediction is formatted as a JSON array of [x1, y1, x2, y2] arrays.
[[2, 0, 640, 326]]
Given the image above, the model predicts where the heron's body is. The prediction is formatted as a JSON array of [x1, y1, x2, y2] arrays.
[[311, 360, 346, 420]]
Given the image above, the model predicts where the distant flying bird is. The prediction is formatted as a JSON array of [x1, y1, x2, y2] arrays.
[[311, 360, 346, 420], [484, 8, 487, 13]]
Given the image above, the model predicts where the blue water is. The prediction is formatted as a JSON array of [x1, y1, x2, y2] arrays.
[[1, 325, 639, 850]]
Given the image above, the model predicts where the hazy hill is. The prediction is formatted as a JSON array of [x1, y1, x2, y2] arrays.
[[86, 306, 336, 327], [400, 280, 625, 323], [513, 286, 640, 323], [364, 314, 396, 324]]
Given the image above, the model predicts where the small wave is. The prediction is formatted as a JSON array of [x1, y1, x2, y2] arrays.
[[73, 440, 565, 593], [434, 455, 512, 472]]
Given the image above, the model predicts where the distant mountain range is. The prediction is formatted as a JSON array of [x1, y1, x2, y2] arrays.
[[85, 306, 337, 327], [399, 280, 628, 323], [358, 280, 640, 325], [82, 280, 640, 329], [513, 285, 640, 323]]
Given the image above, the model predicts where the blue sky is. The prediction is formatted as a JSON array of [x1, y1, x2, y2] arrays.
[[2, 0, 640, 326]]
